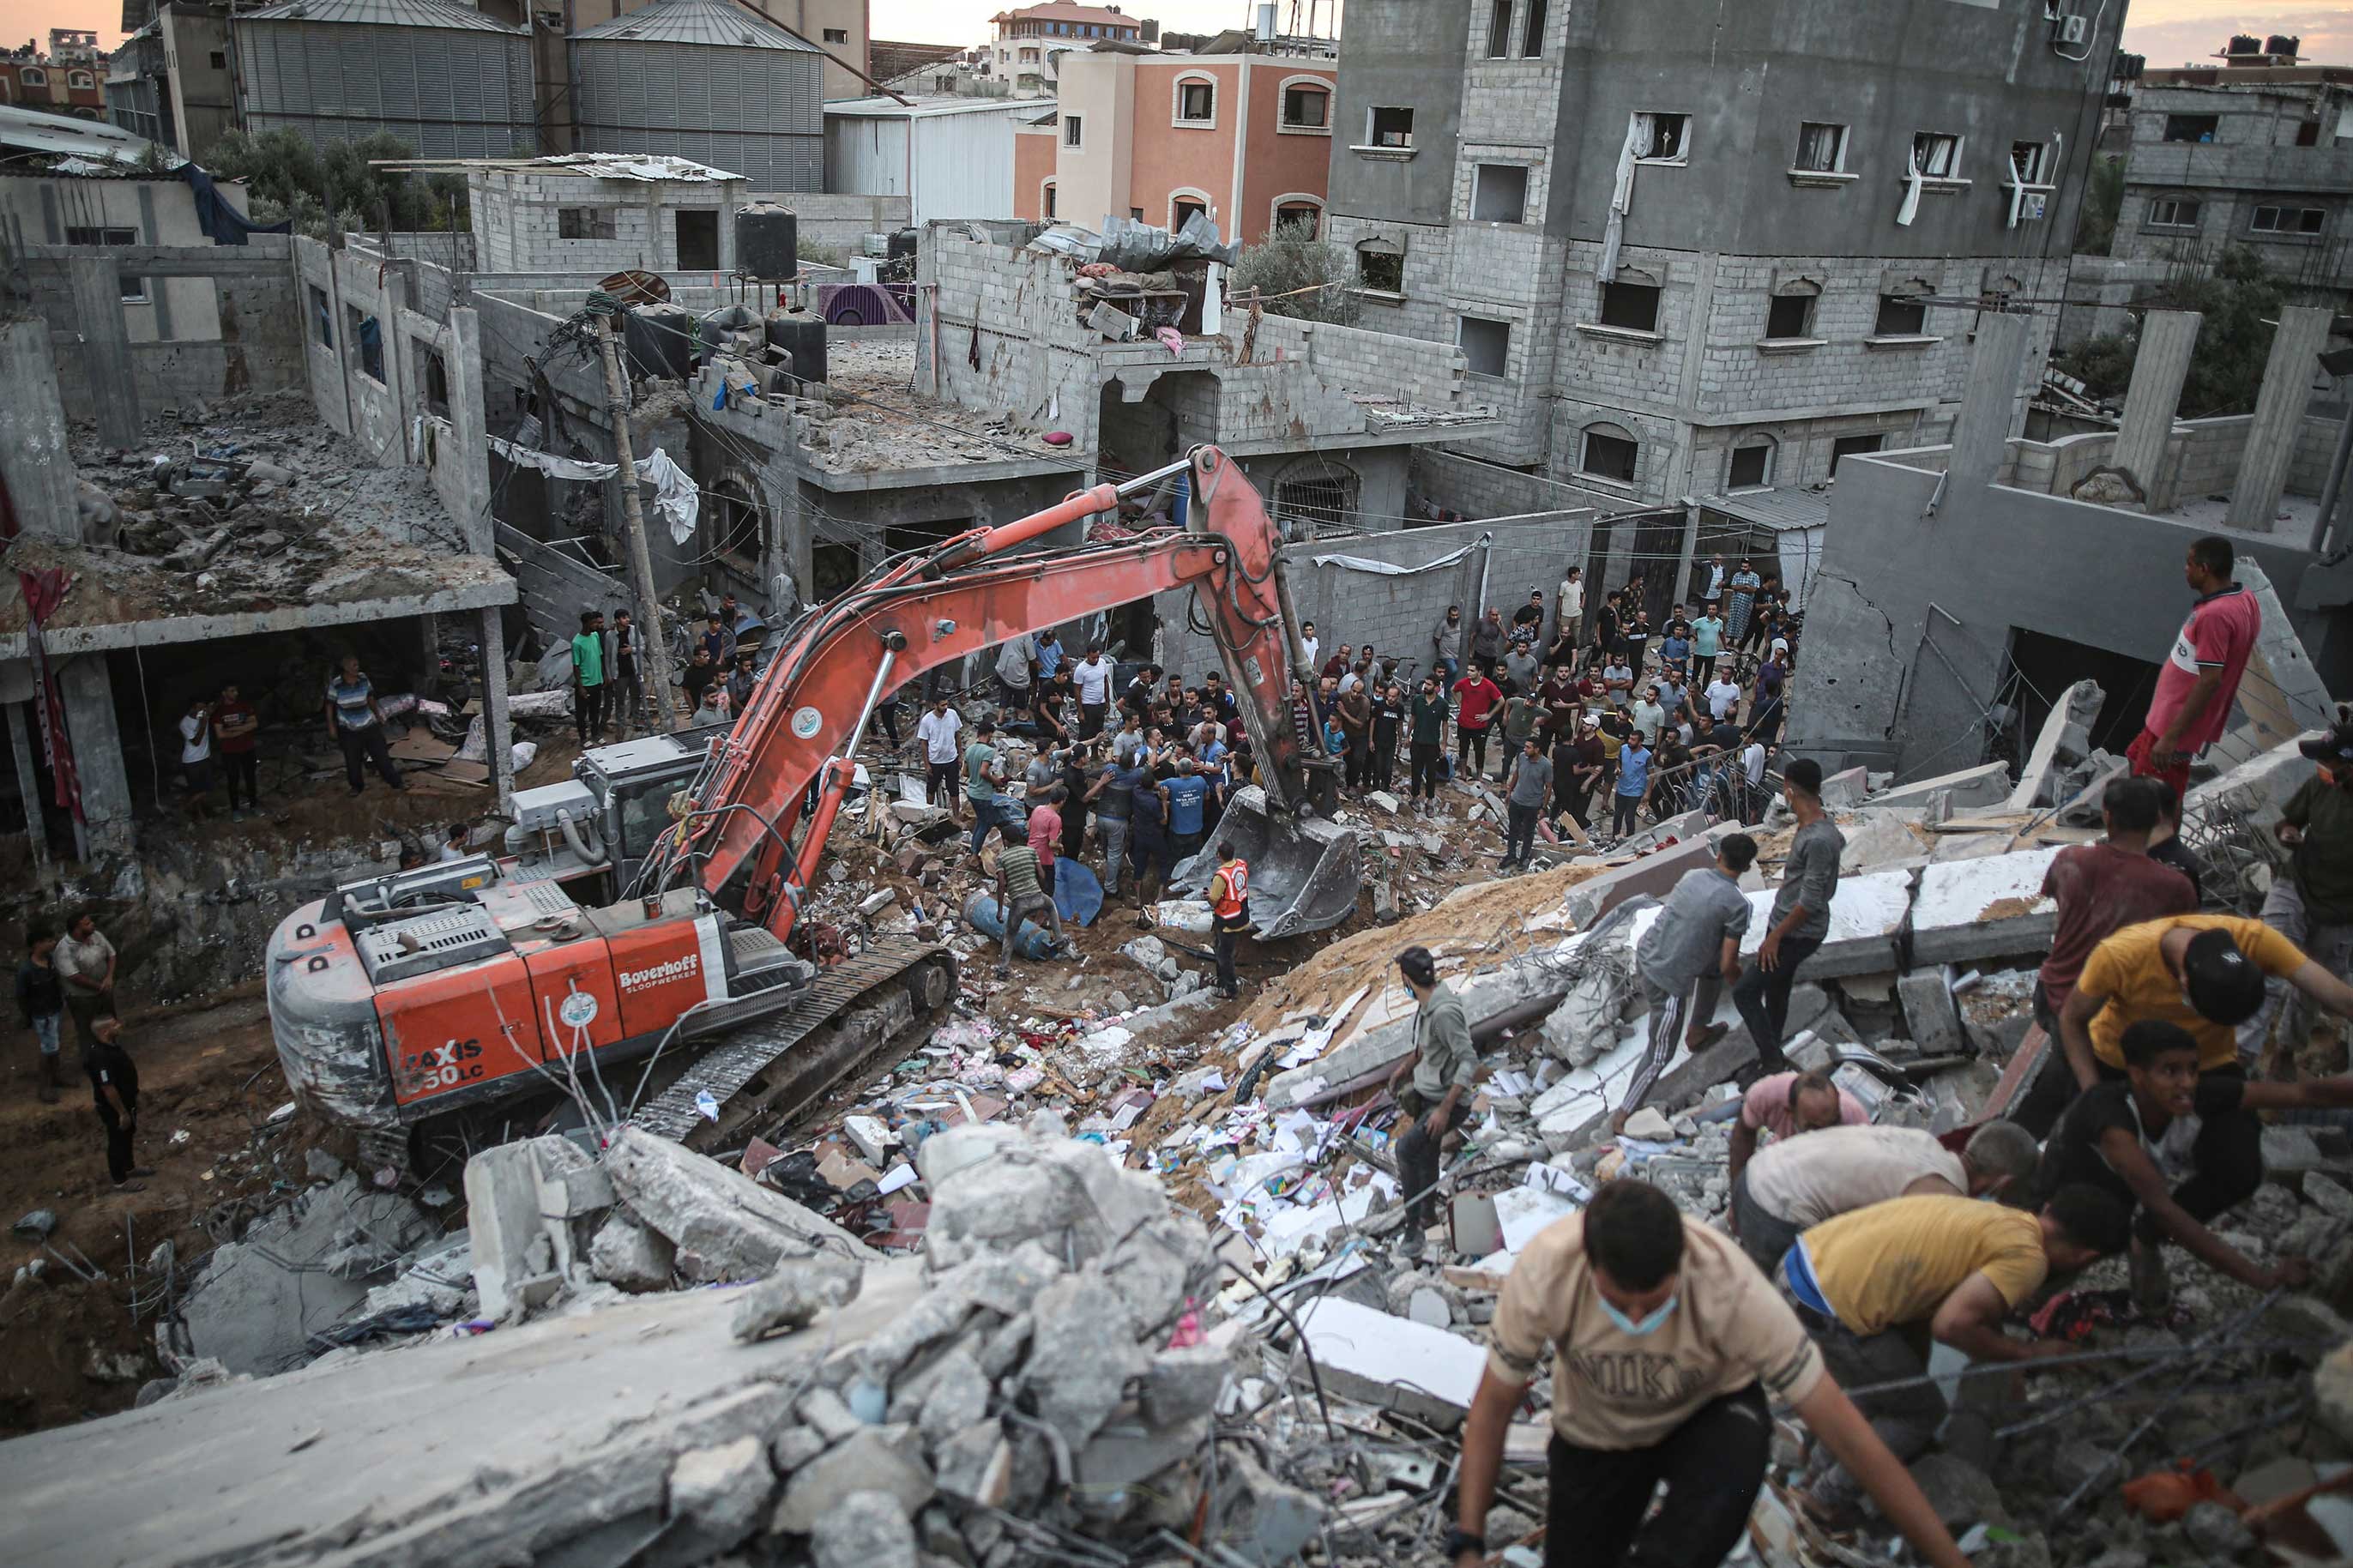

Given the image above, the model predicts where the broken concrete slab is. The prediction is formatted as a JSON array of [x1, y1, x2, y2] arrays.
[[667, 1435, 774, 1550], [1837, 809, 1931, 875], [181, 1172, 436, 1375], [1819, 766, 1868, 810], [588, 1208, 676, 1293], [773, 1424, 937, 1535], [1291, 1296, 1487, 1426], [1909, 846, 2060, 967], [2002, 679, 2103, 812], [605, 1126, 877, 1282], [1560, 837, 1716, 929], [1625, 869, 1913, 980], [2188, 736, 2315, 840], [465, 1136, 606, 1322], [1867, 761, 2010, 812], [811, 1491, 920, 1568], [916, 1125, 1170, 1269], [731, 1255, 866, 1342], [1898, 970, 1964, 1057], [1025, 1272, 1147, 1445]]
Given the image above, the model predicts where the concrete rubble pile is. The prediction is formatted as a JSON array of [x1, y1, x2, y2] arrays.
[[33, 385, 495, 624]]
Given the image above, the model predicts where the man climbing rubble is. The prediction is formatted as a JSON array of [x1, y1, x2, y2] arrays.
[[1734, 757, 1841, 1078], [2033, 1018, 2353, 1303], [1731, 1120, 2041, 1274], [1613, 833, 1758, 1136], [1777, 1185, 2133, 1529], [1386, 944, 1473, 1262], [1454, 1180, 1980, 1568], [1721, 1067, 1867, 1203], [990, 839, 1061, 979], [2014, 776, 2198, 1137]]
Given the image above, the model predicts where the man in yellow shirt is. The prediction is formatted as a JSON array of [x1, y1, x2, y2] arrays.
[[1451, 1181, 1977, 1568], [1777, 1187, 2130, 1528], [2056, 914, 2353, 1300]]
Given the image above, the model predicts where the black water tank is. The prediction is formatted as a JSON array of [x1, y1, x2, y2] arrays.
[[736, 202, 798, 281], [624, 303, 694, 382], [886, 227, 919, 261], [2228, 33, 2261, 55], [2266, 33, 2299, 57], [765, 311, 828, 387]]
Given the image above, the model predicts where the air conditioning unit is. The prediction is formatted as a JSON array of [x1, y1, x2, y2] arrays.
[[2058, 14, 2090, 44]]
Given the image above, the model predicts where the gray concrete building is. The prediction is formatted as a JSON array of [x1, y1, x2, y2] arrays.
[[2101, 72, 2351, 312], [1323, 0, 2119, 550]]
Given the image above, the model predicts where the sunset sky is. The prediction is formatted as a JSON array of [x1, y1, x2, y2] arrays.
[[11, 0, 2350, 78]]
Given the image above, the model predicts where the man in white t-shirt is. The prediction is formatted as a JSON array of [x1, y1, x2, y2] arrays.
[[915, 697, 965, 817], [1705, 672, 1745, 722], [1072, 645, 1113, 739], [179, 697, 215, 812], [1298, 620, 1321, 673], [1556, 569, 1584, 652]]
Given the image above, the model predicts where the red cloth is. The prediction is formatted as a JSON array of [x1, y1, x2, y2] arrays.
[[2144, 583, 2260, 756], [2127, 727, 2193, 801], [1452, 676, 1501, 731], [1027, 805, 1060, 866]]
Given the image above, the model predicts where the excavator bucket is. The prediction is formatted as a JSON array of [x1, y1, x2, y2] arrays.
[[1172, 785, 1361, 939]]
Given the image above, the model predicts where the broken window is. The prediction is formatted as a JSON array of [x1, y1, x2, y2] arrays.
[[1276, 476, 1349, 536], [63, 226, 144, 301], [2148, 196, 2199, 227], [1765, 292, 1814, 340], [1177, 79, 1215, 123], [2009, 140, 2049, 184], [347, 305, 384, 383], [310, 284, 332, 347], [1283, 85, 1328, 128], [1873, 292, 1929, 335], [1486, 0, 1513, 57], [1367, 106, 1414, 148], [1598, 280, 1662, 333], [1636, 112, 1690, 162], [1520, 0, 1548, 55], [418, 343, 450, 419], [1470, 163, 1529, 223], [558, 207, 617, 240], [2162, 113, 2218, 143], [1829, 433, 1885, 476], [1580, 425, 1639, 484], [1274, 202, 1321, 238], [1729, 437, 1775, 490], [1356, 244, 1403, 293], [2251, 205, 2327, 235], [1911, 131, 1962, 178], [1172, 196, 1208, 229], [1064, 115, 1083, 148], [1794, 121, 1847, 172], [1459, 316, 1511, 377]]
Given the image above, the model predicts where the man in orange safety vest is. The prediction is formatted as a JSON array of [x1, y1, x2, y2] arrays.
[[1209, 841, 1250, 999]]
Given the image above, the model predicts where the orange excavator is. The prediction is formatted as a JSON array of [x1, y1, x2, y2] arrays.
[[265, 447, 1361, 1163]]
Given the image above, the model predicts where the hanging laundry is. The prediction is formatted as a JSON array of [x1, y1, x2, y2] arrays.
[[636, 448, 701, 546]]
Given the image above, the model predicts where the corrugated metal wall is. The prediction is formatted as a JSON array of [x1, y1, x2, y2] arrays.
[[910, 113, 1016, 226], [824, 115, 909, 199], [236, 22, 532, 158], [572, 43, 823, 191]]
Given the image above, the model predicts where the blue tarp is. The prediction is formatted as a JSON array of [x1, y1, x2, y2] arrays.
[[179, 164, 292, 246], [1052, 859, 1105, 928]]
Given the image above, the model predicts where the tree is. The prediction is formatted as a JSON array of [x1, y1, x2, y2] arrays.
[[2074, 154, 2124, 256], [2054, 245, 2290, 419], [1227, 223, 1359, 327], [204, 130, 467, 238]]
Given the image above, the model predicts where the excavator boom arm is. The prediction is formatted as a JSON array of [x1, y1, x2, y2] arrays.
[[656, 448, 1310, 939]]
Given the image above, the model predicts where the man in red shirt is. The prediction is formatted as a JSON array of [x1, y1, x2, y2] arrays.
[[1025, 783, 1065, 896], [2012, 775, 2197, 1135], [2130, 536, 2260, 797], [1451, 666, 1504, 782], [214, 681, 262, 819]]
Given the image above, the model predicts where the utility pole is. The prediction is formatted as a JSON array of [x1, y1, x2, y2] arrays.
[[593, 312, 679, 733]]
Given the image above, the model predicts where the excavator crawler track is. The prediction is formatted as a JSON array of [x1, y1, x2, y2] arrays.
[[631, 938, 957, 1150]]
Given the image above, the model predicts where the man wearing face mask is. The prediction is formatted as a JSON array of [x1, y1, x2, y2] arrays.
[[1451, 1180, 1980, 1568]]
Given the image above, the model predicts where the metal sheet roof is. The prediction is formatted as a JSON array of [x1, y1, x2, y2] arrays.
[[528, 152, 744, 181], [1697, 487, 1832, 533], [572, 0, 822, 51], [241, 0, 525, 31], [824, 94, 1047, 118]]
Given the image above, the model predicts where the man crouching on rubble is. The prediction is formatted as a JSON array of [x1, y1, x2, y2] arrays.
[[1452, 1180, 1979, 1568], [1777, 1184, 2132, 1530]]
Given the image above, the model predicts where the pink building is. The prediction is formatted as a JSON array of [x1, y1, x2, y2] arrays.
[[1017, 48, 1336, 245]]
